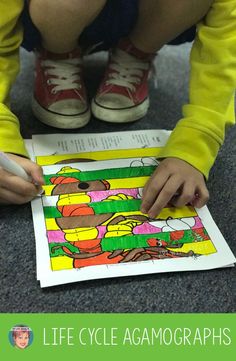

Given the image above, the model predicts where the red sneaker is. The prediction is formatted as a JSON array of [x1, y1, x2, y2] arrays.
[[32, 48, 90, 129], [91, 38, 155, 123]]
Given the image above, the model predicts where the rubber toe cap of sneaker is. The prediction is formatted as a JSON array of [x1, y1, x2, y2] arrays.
[[48, 99, 88, 115], [95, 93, 134, 109]]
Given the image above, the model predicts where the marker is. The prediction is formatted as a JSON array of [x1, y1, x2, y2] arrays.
[[0, 152, 32, 181]]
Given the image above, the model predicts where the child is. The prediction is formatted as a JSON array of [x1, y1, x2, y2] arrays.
[[0, 0, 235, 217], [12, 325, 30, 349]]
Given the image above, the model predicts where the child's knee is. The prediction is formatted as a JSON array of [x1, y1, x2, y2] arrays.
[[29, 0, 84, 19], [29, 0, 106, 24]]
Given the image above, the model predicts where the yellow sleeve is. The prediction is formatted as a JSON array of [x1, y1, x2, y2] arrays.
[[158, 0, 236, 179], [0, 0, 28, 157]]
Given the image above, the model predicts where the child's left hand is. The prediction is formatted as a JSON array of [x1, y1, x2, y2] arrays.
[[141, 157, 209, 218]]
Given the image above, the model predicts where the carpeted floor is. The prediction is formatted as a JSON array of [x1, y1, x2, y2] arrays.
[[0, 44, 235, 312]]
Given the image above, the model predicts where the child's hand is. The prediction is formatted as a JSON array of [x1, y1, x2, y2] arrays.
[[141, 157, 209, 218], [0, 154, 44, 204]]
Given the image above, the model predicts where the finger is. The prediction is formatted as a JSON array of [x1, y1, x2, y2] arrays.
[[171, 182, 196, 208], [0, 186, 35, 204], [147, 176, 183, 218], [142, 165, 169, 197], [6, 154, 45, 185], [26, 163, 44, 185], [0, 170, 39, 197], [192, 186, 209, 208], [141, 170, 170, 213]]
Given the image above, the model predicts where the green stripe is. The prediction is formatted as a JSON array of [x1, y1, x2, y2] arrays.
[[44, 166, 156, 185], [48, 229, 208, 255], [101, 229, 208, 251], [44, 207, 62, 218], [44, 199, 142, 218], [49, 242, 80, 257], [91, 199, 141, 214]]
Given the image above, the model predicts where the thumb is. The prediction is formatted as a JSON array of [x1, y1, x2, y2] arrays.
[[30, 164, 45, 186], [21, 161, 44, 186]]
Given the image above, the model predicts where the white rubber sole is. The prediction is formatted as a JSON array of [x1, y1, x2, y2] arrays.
[[32, 98, 91, 129], [91, 97, 149, 123]]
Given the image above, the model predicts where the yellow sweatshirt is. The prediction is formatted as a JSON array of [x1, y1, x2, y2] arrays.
[[0, 0, 235, 179]]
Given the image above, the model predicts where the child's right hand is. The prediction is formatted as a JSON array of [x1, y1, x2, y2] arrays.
[[0, 153, 44, 204]]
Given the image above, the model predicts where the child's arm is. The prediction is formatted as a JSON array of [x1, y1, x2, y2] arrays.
[[0, 1, 44, 204], [142, 0, 236, 216], [0, 1, 27, 156]]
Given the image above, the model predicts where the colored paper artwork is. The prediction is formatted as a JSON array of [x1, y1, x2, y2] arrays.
[[29, 130, 236, 287]]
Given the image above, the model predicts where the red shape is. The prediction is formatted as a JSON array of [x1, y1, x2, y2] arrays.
[[58, 203, 94, 216]]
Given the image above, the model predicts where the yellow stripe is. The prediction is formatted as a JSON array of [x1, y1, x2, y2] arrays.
[[43, 176, 149, 196], [51, 256, 73, 271], [46, 218, 59, 230], [102, 206, 197, 224], [168, 240, 217, 256], [45, 206, 197, 230], [44, 185, 59, 196], [37, 147, 162, 166]]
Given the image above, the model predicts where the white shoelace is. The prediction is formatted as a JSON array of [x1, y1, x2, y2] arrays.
[[105, 49, 150, 92], [42, 58, 82, 94]]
